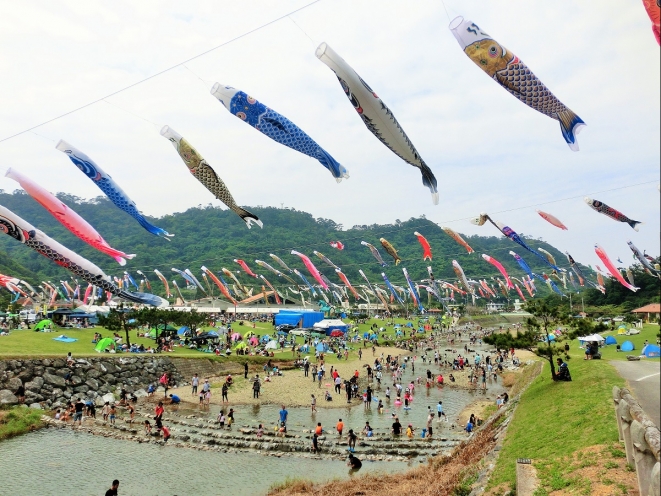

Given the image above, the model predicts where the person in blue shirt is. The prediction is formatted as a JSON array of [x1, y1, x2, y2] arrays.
[[169, 394, 181, 404], [465, 420, 474, 433], [279, 405, 288, 433]]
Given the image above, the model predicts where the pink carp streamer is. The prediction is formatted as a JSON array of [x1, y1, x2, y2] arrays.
[[536, 210, 568, 230], [5, 168, 134, 265], [291, 251, 329, 289], [482, 254, 514, 289], [594, 245, 638, 292]]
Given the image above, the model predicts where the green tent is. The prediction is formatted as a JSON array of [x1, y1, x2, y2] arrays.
[[95, 337, 115, 352], [234, 341, 247, 351], [34, 319, 53, 331]]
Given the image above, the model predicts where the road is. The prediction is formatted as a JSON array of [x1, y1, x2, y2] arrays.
[[610, 360, 661, 427]]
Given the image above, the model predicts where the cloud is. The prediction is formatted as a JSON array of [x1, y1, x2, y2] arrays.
[[0, 0, 658, 270]]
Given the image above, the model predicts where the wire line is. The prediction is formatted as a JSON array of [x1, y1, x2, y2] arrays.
[[0, 0, 324, 145]]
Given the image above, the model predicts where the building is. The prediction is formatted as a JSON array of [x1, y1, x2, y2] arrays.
[[631, 303, 661, 323]]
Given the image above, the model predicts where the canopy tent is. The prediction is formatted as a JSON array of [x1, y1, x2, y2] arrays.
[[620, 341, 635, 352], [313, 319, 348, 336], [53, 335, 77, 343], [274, 310, 324, 328], [604, 335, 618, 345], [578, 334, 605, 342], [95, 337, 115, 352], [34, 319, 53, 331], [642, 344, 660, 358]]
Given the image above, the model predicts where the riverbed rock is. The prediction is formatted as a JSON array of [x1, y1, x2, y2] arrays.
[[0, 389, 18, 405], [25, 377, 44, 391], [43, 373, 66, 388], [29, 402, 42, 409], [7, 377, 23, 391]]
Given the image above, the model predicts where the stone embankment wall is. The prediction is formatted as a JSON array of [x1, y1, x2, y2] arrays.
[[612, 386, 660, 496], [0, 357, 183, 408]]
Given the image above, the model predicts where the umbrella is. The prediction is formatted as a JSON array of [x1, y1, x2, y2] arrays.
[[95, 337, 115, 352], [231, 333, 242, 341]]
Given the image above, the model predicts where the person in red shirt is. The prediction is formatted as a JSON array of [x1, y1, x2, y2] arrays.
[[155, 402, 164, 429], [354, 370, 359, 379], [162, 425, 171, 442]]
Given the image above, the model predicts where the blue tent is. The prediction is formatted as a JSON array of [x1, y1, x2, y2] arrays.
[[621, 341, 635, 352], [363, 332, 370, 339], [642, 344, 660, 358], [604, 335, 617, 345], [53, 335, 77, 343], [316, 342, 328, 352], [178, 326, 190, 335], [207, 330, 219, 337], [261, 335, 271, 343]]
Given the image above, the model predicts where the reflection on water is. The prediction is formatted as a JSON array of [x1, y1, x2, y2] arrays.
[[0, 429, 412, 496]]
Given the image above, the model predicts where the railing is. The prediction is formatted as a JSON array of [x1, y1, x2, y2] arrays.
[[612, 386, 660, 496]]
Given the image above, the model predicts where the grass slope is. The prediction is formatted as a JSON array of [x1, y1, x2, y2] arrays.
[[483, 328, 659, 492]]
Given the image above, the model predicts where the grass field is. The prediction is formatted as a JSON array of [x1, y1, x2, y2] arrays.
[[566, 323, 660, 361], [0, 316, 436, 359], [485, 327, 660, 493]]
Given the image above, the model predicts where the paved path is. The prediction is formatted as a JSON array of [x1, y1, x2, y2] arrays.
[[610, 360, 660, 427]]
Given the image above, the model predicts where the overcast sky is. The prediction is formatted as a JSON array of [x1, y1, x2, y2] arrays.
[[0, 0, 658, 271]]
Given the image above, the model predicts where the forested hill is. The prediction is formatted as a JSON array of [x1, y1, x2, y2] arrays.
[[0, 190, 579, 296]]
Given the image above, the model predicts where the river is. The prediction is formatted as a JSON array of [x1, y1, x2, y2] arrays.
[[0, 429, 414, 495]]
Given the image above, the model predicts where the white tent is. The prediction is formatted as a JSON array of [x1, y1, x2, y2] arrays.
[[265, 340, 278, 350], [578, 334, 605, 342], [313, 319, 346, 329]]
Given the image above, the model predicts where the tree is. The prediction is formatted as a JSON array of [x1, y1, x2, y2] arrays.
[[98, 304, 136, 347], [484, 298, 583, 381], [173, 310, 208, 334]]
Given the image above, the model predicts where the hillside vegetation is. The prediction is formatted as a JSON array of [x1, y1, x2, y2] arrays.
[[0, 190, 617, 300]]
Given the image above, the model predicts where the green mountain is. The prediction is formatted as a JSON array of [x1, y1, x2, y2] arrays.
[[0, 190, 582, 300]]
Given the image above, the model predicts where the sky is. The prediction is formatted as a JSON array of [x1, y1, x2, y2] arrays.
[[0, 0, 659, 271]]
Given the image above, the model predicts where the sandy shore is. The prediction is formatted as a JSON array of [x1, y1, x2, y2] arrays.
[[169, 343, 536, 412], [176, 346, 404, 409]]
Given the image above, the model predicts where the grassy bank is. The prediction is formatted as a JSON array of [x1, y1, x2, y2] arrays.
[[0, 406, 44, 441], [486, 353, 627, 493], [0, 317, 440, 358]]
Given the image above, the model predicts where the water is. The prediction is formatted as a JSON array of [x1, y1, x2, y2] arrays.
[[174, 382, 501, 434], [0, 429, 413, 496]]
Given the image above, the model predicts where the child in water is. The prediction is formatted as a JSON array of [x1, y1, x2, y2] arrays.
[[406, 424, 415, 439], [377, 399, 384, 414]]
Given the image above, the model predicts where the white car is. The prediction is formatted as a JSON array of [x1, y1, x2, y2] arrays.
[[289, 330, 311, 337]]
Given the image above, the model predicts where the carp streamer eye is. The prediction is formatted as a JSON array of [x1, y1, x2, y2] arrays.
[[488, 45, 498, 58], [237, 112, 247, 120]]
